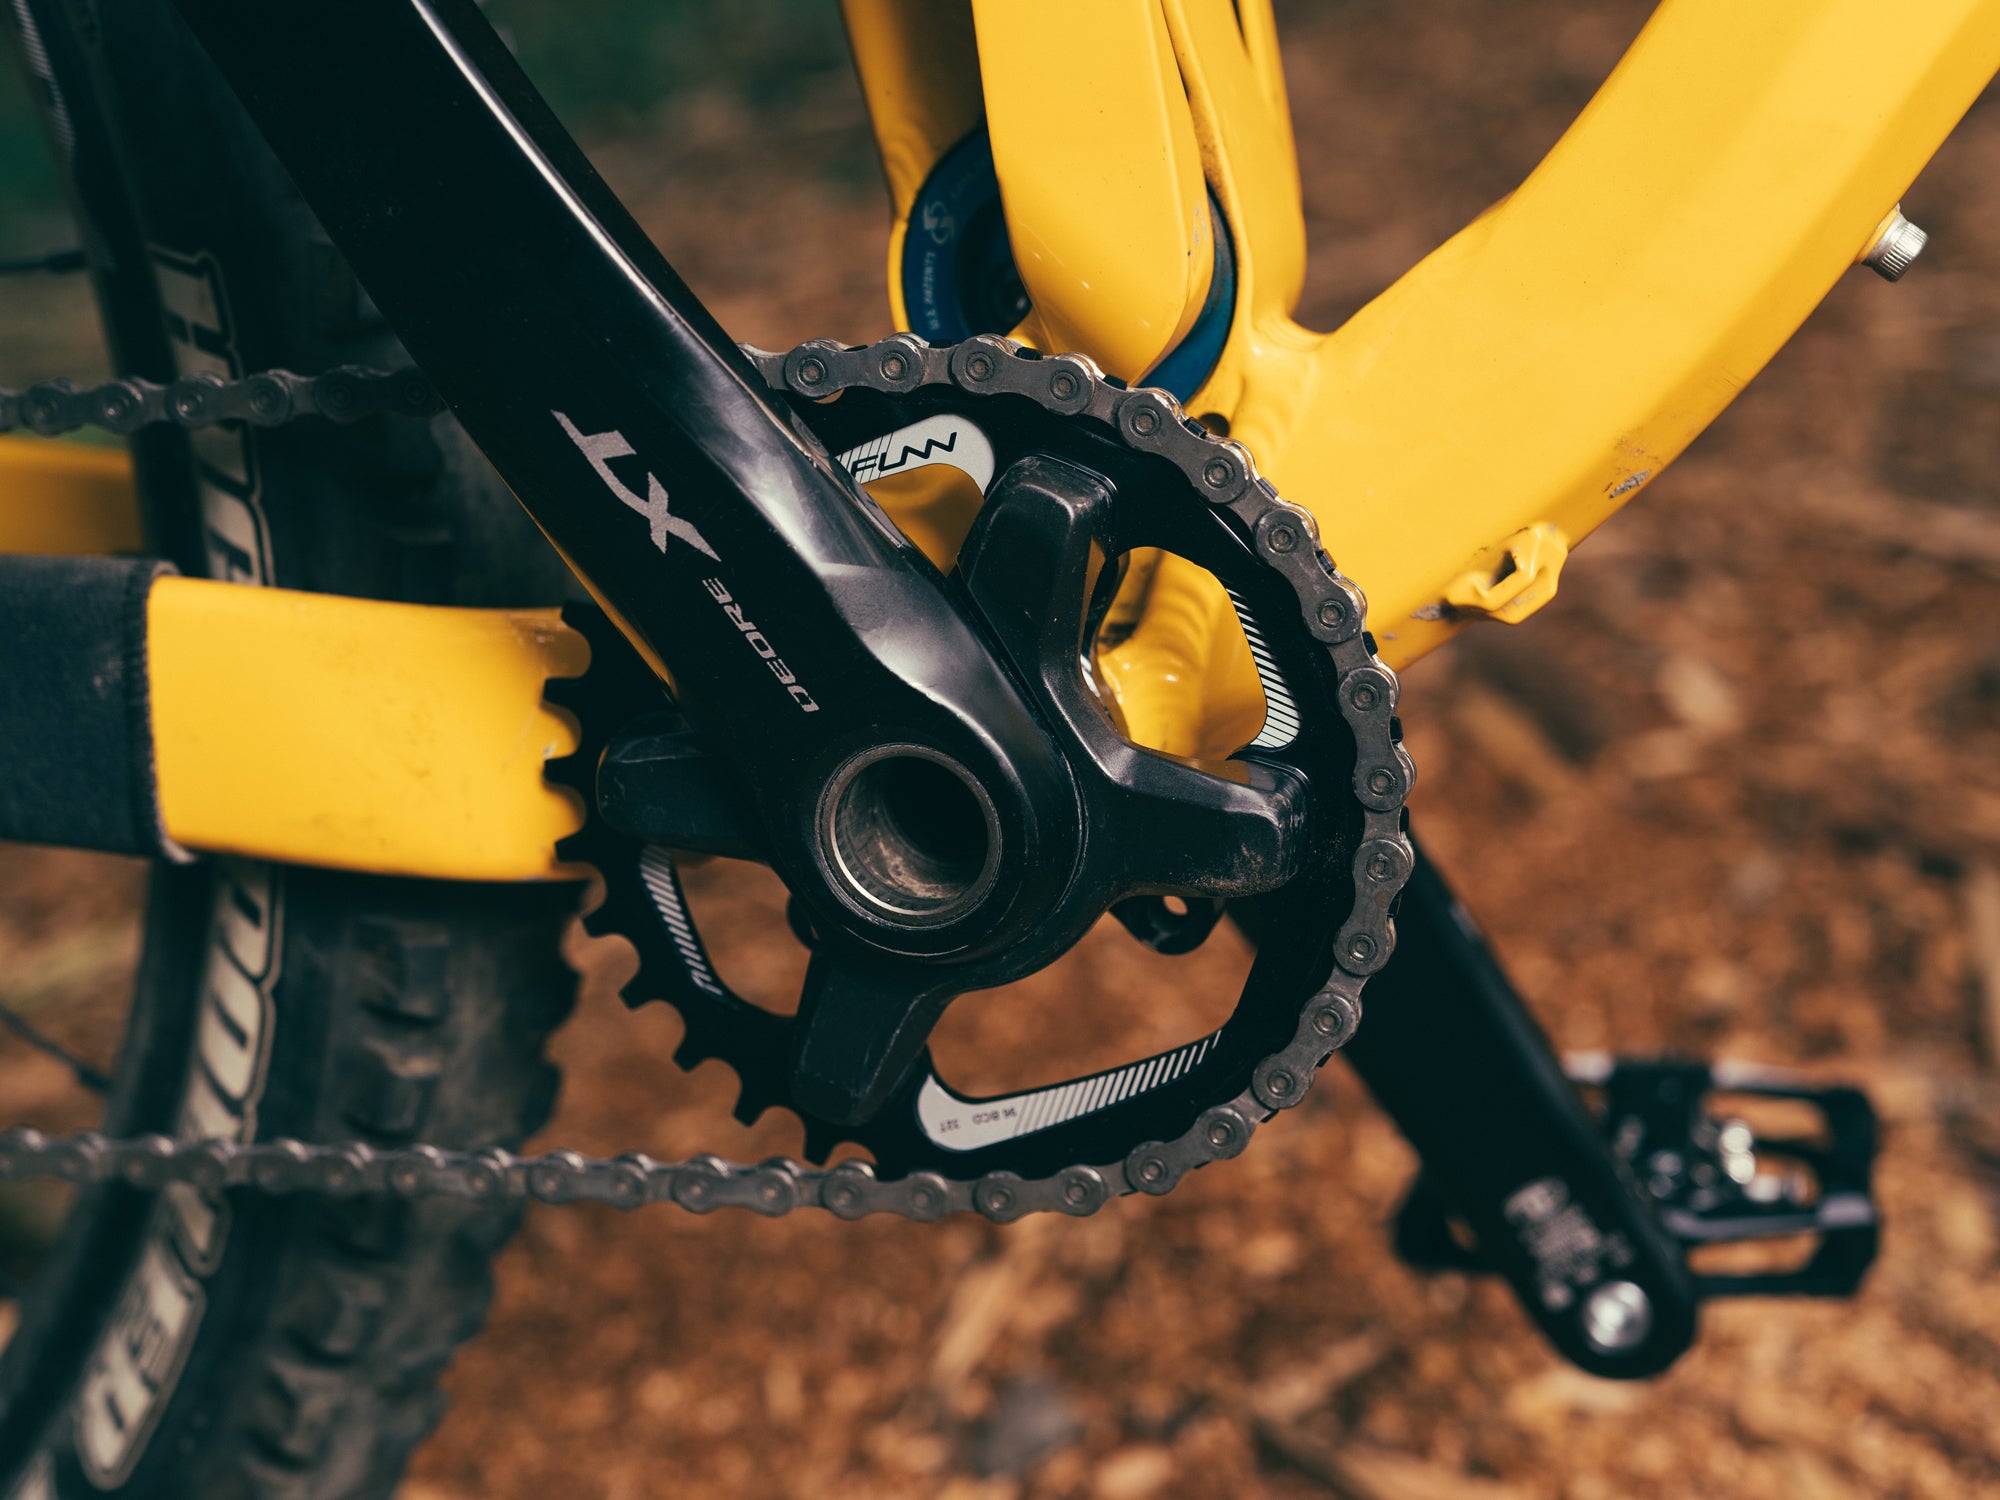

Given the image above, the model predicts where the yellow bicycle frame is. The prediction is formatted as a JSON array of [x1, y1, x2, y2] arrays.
[[852, 0, 2000, 749], [5, 0, 1998, 876]]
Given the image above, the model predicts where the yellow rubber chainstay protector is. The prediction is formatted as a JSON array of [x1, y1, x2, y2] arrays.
[[147, 577, 585, 880]]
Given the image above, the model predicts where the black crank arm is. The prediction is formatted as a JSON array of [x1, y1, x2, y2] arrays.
[[169, 0, 1075, 930], [1342, 841, 1699, 1377], [169, 0, 838, 691]]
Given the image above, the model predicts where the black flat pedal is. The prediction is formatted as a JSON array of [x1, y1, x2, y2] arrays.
[[1395, 1055, 1879, 1300]]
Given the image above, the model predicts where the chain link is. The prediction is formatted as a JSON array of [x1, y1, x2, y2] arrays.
[[0, 336, 1414, 1220]]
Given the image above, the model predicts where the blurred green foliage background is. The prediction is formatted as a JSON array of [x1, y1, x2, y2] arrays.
[[0, 0, 857, 257], [0, 48, 60, 258], [485, 0, 850, 127]]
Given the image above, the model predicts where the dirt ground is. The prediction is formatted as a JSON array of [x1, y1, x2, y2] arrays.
[[7, 1, 2000, 1497]]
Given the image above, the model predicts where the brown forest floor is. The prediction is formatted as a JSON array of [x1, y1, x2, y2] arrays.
[[8, 1, 2000, 1497]]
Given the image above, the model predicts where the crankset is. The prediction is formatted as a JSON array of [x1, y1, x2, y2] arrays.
[[548, 333, 1414, 1202]]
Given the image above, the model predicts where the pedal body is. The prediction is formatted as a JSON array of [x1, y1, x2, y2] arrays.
[[1570, 1055, 1876, 1298], [1349, 843, 1879, 1377]]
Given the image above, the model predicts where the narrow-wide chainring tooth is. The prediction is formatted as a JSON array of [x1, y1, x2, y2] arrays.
[[729, 1085, 772, 1129], [595, 893, 658, 986], [670, 1007, 745, 1071]]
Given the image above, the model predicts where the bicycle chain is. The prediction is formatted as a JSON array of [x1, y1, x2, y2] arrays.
[[0, 365, 442, 436], [0, 334, 1414, 1221]]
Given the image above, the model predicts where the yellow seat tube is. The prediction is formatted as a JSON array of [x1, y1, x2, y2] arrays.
[[842, 0, 982, 225], [971, 0, 1214, 383]]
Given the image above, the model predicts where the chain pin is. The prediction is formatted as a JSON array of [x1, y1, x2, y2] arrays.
[[1254, 1060, 1306, 1111], [1125, 1143, 1180, 1195]]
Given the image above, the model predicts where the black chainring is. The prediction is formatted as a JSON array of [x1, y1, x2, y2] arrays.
[[546, 376, 1366, 1181]]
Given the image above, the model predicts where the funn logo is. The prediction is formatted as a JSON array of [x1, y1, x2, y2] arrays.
[[848, 429, 958, 483], [836, 416, 995, 495]]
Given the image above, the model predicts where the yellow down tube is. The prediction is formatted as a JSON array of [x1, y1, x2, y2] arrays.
[[971, 0, 1213, 384], [147, 578, 585, 880]]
